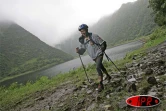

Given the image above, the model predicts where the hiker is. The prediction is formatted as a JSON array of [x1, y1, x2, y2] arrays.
[[76, 24, 111, 92]]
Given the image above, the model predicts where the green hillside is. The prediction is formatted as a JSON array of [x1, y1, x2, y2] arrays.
[[56, 0, 157, 57], [0, 21, 73, 80], [91, 0, 157, 45]]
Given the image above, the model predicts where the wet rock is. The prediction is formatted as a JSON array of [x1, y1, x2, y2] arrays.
[[104, 105, 114, 110], [115, 86, 122, 92], [147, 62, 153, 67], [87, 90, 92, 94], [110, 74, 121, 78], [148, 91, 157, 96], [82, 85, 88, 88], [118, 99, 127, 109], [120, 71, 126, 75], [140, 64, 147, 70], [76, 99, 85, 105], [156, 59, 165, 66], [74, 93, 78, 97], [58, 103, 64, 107], [45, 105, 51, 110], [96, 96, 101, 102], [157, 70, 165, 75], [163, 81, 166, 86], [147, 76, 157, 85], [87, 103, 96, 111], [136, 77, 143, 81], [35, 96, 45, 101], [125, 63, 133, 68], [81, 88, 85, 91], [140, 86, 151, 94], [157, 92, 163, 98], [145, 68, 153, 75], [73, 87, 78, 92], [106, 95, 110, 99], [127, 77, 136, 82], [157, 87, 163, 92], [114, 78, 122, 83]]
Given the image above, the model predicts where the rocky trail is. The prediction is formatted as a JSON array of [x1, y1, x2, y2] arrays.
[[12, 41, 166, 111]]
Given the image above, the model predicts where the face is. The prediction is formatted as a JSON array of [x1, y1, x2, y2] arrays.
[[80, 29, 87, 37]]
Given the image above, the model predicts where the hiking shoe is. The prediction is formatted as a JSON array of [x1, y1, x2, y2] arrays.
[[97, 82, 104, 92], [105, 75, 112, 83]]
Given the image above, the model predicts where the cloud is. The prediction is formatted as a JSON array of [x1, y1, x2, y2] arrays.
[[0, 0, 137, 46]]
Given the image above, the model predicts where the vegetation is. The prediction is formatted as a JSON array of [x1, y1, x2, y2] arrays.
[[0, 22, 74, 80], [149, 0, 166, 26], [0, 26, 165, 111]]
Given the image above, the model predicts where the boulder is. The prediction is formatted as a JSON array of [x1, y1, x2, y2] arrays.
[[147, 76, 157, 85]]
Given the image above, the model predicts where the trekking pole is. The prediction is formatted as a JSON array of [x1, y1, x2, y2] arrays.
[[104, 52, 121, 72], [78, 54, 91, 84], [103, 52, 128, 81]]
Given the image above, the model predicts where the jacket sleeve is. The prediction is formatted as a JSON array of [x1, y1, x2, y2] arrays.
[[78, 44, 86, 55]]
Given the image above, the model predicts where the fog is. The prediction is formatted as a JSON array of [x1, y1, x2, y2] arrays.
[[0, 0, 136, 46]]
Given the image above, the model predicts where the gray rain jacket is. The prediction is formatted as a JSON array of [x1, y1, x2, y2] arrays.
[[78, 32, 106, 60]]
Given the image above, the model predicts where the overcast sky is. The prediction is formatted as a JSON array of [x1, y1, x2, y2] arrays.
[[0, 0, 136, 46]]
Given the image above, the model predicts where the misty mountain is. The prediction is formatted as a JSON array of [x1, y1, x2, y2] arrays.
[[0, 21, 73, 79], [55, 0, 157, 57]]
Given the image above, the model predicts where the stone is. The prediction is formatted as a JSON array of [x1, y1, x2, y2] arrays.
[[128, 77, 136, 82], [157, 70, 165, 75], [157, 92, 163, 98], [115, 86, 122, 92], [73, 87, 78, 92], [106, 95, 110, 99], [140, 64, 147, 70], [118, 99, 127, 109], [110, 74, 121, 78], [120, 71, 126, 75], [96, 96, 101, 102], [147, 76, 157, 85], [126, 63, 133, 68], [87, 103, 96, 111], [45, 105, 51, 110], [148, 91, 157, 96], [81, 88, 85, 91], [145, 68, 153, 75], [74, 93, 78, 97], [104, 105, 114, 110], [82, 85, 88, 88], [136, 77, 143, 81], [35, 96, 44, 101], [87, 90, 92, 94], [157, 59, 165, 66], [58, 103, 64, 107], [163, 81, 166, 86]]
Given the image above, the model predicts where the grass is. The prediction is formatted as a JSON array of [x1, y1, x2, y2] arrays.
[[0, 26, 166, 110]]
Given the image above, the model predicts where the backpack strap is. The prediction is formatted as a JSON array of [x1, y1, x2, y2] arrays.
[[89, 33, 101, 46]]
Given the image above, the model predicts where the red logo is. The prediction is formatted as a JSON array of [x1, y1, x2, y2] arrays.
[[126, 95, 160, 108]]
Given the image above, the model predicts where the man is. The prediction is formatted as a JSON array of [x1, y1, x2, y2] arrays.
[[76, 24, 111, 92]]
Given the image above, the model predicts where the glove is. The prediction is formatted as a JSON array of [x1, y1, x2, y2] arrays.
[[76, 47, 79, 53]]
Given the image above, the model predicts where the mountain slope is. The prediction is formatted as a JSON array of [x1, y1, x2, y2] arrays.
[[55, 0, 157, 57], [91, 0, 156, 44], [0, 21, 73, 79]]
